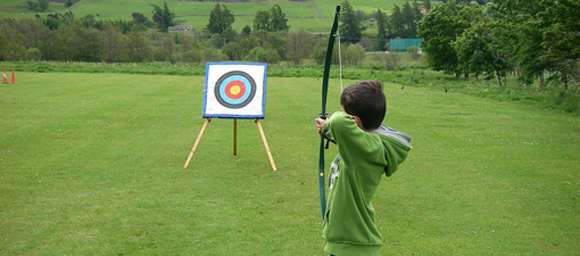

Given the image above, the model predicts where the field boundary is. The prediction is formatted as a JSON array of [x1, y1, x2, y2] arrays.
[[4, 61, 578, 115]]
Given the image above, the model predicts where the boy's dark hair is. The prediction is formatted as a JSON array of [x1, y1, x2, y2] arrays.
[[340, 80, 386, 130]]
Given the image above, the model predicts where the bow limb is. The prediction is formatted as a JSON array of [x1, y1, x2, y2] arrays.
[[318, 5, 341, 220]]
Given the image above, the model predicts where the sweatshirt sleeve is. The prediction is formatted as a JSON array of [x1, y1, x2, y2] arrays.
[[323, 112, 375, 165]]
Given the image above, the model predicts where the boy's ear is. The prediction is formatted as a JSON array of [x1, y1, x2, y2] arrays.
[[353, 115, 363, 129]]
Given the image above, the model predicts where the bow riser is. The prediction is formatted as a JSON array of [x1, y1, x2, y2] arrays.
[[318, 5, 341, 220]]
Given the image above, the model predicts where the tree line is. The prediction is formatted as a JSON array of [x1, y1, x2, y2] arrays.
[[418, 0, 578, 88], [6, 0, 576, 90], [339, 0, 430, 50], [26, 0, 78, 11], [0, 2, 372, 66]]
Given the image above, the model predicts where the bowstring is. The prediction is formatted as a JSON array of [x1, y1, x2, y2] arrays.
[[336, 14, 344, 101]]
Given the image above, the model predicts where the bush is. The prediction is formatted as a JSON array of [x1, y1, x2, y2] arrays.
[[407, 46, 420, 61], [244, 47, 281, 64], [0, 44, 26, 60], [223, 42, 244, 60], [384, 53, 401, 70], [311, 40, 338, 65], [204, 49, 227, 62], [180, 49, 204, 63], [286, 30, 314, 65], [208, 33, 225, 49], [343, 44, 365, 65], [554, 91, 580, 113], [27, 0, 49, 12], [25, 48, 42, 61]]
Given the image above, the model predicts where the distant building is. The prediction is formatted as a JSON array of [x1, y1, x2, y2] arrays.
[[387, 38, 422, 52], [168, 25, 193, 32]]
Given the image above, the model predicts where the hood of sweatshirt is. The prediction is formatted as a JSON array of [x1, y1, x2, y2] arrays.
[[372, 125, 412, 176]]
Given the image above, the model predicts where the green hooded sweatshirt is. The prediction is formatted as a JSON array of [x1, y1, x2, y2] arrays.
[[322, 111, 412, 256]]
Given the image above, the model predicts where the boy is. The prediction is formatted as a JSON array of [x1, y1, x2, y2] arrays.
[[314, 80, 412, 256]]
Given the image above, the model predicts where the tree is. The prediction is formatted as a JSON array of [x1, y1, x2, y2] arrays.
[[390, 5, 404, 38], [249, 31, 287, 59], [101, 24, 126, 62], [125, 32, 151, 62], [0, 21, 27, 61], [223, 42, 244, 60], [454, 21, 503, 83], [241, 25, 251, 36], [412, 0, 423, 24], [42, 29, 69, 60], [340, 0, 364, 44], [223, 36, 257, 60], [208, 33, 225, 48], [41, 11, 74, 30], [286, 30, 314, 64], [539, 0, 580, 88], [64, 0, 75, 8], [375, 10, 388, 51], [80, 15, 97, 28], [131, 12, 151, 27], [418, 2, 482, 77], [490, 0, 557, 87], [401, 2, 416, 37], [153, 35, 176, 62], [151, 2, 175, 32], [64, 24, 103, 62], [253, 5, 289, 32], [253, 10, 271, 32], [111, 20, 132, 33], [27, 0, 49, 12], [422, 0, 431, 13], [270, 4, 289, 31], [206, 27, 237, 48], [207, 4, 235, 35]]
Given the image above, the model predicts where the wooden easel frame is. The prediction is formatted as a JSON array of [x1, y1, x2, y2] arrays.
[[183, 118, 277, 171]]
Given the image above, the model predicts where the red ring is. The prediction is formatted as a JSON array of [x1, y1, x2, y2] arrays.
[[225, 80, 246, 99]]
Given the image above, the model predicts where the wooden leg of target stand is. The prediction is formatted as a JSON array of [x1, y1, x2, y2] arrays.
[[255, 120, 277, 172], [183, 119, 211, 169], [233, 118, 237, 156]]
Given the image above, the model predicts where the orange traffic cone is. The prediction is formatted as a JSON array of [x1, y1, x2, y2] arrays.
[[0, 65, 7, 84], [9, 68, 15, 84]]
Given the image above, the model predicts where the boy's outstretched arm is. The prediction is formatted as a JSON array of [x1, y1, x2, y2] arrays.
[[315, 112, 374, 164]]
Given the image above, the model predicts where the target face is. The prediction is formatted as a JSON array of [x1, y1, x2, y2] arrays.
[[202, 62, 267, 119], [214, 71, 256, 109]]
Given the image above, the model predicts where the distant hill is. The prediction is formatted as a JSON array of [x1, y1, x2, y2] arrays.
[[0, 0, 410, 32]]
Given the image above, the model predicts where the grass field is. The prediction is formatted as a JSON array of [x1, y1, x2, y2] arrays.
[[0, 0, 408, 32], [1, 72, 579, 255]]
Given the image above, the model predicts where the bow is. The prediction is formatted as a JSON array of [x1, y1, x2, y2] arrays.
[[318, 5, 341, 220]]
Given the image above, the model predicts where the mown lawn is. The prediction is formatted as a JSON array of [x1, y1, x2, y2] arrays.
[[0, 72, 579, 255]]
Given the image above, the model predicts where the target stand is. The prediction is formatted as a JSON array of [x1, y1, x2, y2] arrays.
[[183, 62, 277, 172]]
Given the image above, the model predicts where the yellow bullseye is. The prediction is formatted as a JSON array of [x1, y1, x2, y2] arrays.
[[230, 85, 241, 95]]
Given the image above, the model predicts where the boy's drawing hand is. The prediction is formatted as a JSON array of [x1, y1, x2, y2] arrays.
[[314, 117, 326, 134]]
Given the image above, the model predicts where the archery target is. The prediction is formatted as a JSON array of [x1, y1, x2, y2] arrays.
[[214, 71, 256, 109], [202, 62, 267, 119]]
